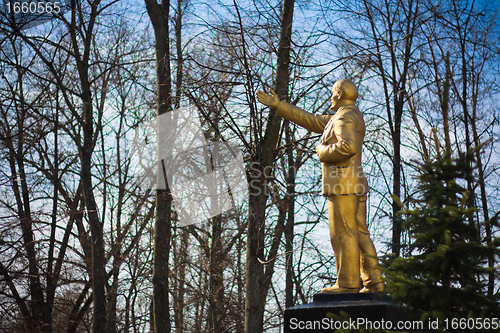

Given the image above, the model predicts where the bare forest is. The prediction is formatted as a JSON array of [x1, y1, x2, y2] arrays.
[[0, 0, 499, 332]]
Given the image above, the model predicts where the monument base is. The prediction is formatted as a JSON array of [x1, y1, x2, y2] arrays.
[[284, 293, 422, 332]]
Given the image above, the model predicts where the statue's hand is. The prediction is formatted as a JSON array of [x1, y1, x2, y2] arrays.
[[316, 143, 327, 161], [256, 89, 280, 109]]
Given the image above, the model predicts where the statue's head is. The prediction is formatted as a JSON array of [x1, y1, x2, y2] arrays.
[[330, 79, 358, 111]]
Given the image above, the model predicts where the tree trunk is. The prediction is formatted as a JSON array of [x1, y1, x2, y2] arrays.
[[69, 0, 108, 330], [80, 90, 107, 333], [244, 1, 294, 332], [392, 105, 402, 256], [144, 0, 174, 331], [209, 215, 225, 333], [470, 71, 493, 295], [284, 124, 297, 309], [173, 229, 188, 333], [451, 0, 475, 229]]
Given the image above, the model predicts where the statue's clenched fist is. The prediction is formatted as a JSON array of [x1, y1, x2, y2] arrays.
[[256, 89, 280, 109]]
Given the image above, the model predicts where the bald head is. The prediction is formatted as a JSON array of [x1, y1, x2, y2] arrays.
[[333, 79, 358, 101], [330, 79, 358, 111]]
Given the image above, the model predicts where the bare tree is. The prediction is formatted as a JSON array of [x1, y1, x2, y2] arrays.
[[143, 0, 174, 331]]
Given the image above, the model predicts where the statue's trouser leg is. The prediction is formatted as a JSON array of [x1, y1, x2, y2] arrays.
[[328, 195, 361, 289], [328, 194, 382, 289], [356, 195, 383, 287]]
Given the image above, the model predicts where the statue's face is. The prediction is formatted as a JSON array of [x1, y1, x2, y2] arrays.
[[330, 84, 342, 111]]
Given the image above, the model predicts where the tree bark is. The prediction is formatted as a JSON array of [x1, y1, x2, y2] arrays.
[[144, 0, 174, 331], [284, 123, 298, 309]]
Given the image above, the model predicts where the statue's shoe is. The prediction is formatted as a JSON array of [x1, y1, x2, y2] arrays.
[[359, 282, 384, 293], [320, 286, 359, 293]]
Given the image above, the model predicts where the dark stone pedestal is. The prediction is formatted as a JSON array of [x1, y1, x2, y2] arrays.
[[284, 293, 420, 332]]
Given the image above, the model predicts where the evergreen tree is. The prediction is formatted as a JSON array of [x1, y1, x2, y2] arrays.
[[382, 148, 500, 326]]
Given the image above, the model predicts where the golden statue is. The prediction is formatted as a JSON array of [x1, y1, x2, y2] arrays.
[[257, 79, 384, 293]]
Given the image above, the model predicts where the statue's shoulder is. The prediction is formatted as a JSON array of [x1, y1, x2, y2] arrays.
[[338, 105, 361, 121]]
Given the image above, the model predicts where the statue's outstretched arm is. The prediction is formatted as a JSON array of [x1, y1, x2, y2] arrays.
[[257, 89, 329, 134]]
